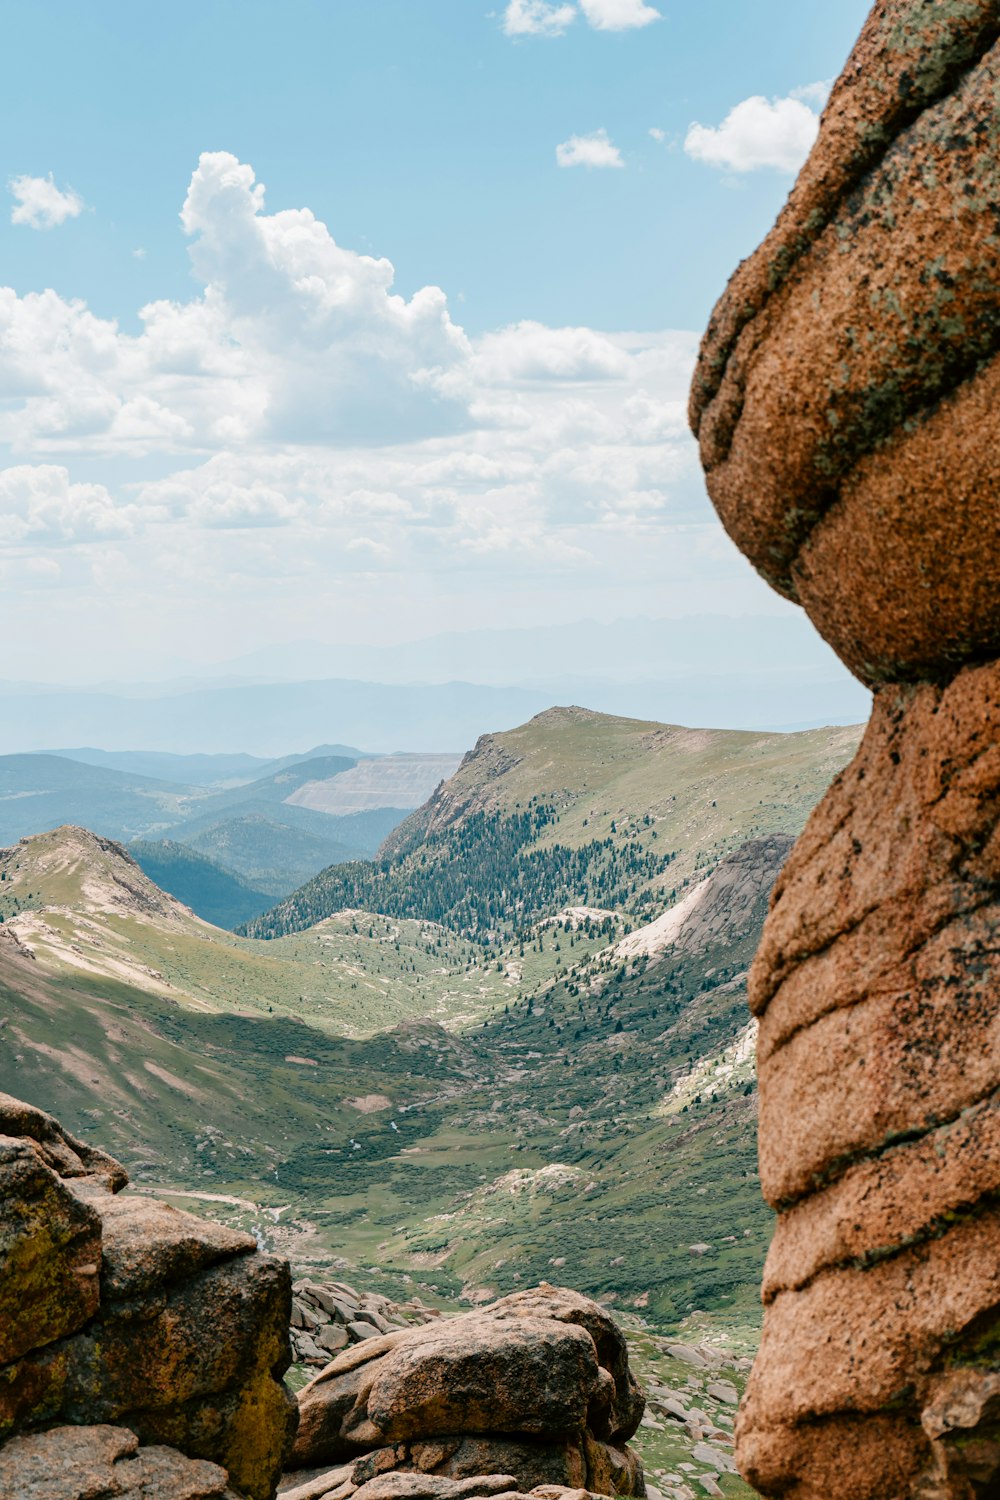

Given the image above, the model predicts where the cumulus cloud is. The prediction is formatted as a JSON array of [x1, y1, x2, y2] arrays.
[[556, 130, 624, 169], [0, 465, 136, 544], [471, 323, 630, 384], [503, 0, 576, 35], [9, 174, 85, 230], [684, 90, 822, 174], [0, 153, 716, 644], [578, 0, 660, 29], [503, 0, 658, 34]]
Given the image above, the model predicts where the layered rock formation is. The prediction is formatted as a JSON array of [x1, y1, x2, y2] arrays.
[[285, 1287, 646, 1500], [0, 1091, 297, 1500], [690, 4, 1000, 1496], [291, 1279, 439, 1367]]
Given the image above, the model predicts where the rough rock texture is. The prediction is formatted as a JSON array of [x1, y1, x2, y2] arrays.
[[291, 1279, 439, 1368], [689, 4, 1000, 1496], [287, 1288, 645, 1499], [689, 0, 1000, 685], [0, 1423, 244, 1499], [0, 1092, 297, 1500], [280, 1476, 613, 1500]]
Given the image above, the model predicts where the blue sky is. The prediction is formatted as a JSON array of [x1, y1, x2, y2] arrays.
[[0, 0, 872, 688]]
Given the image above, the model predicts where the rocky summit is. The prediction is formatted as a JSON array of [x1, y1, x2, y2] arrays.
[[0, 1090, 650, 1500], [691, 1, 1000, 1495]]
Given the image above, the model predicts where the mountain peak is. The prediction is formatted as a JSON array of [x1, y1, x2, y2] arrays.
[[0, 824, 187, 927]]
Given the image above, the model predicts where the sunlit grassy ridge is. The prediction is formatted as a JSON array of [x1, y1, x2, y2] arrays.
[[244, 707, 860, 940]]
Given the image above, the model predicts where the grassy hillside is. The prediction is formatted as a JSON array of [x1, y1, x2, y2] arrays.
[[0, 823, 782, 1330], [0, 707, 864, 1349], [245, 708, 859, 941], [0, 826, 538, 1036]]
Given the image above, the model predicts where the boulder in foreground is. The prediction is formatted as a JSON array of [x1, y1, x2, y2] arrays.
[[289, 1285, 645, 1499]]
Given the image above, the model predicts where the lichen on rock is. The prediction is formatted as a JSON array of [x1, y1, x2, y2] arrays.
[[689, 2, 1000, 1495]]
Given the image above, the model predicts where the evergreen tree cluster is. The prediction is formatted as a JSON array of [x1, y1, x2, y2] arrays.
[[241, 802, 675, 942]]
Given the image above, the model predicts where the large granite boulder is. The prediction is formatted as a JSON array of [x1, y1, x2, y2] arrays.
[[689, 0, 1000, 686], [689, 3, 1000, 1495], [0, 1424, 244, 1499], [287, 1287, 645, 1499], [0, 1092, 297, 1500]]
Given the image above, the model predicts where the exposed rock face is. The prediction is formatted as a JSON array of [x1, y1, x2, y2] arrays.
[[689, 4, 1000, 1496], [616, 835, 792, 963], [287, 1288, 645, 1500], [291, 1279, 439, 1368], [0, 1091, 297, 1500], [689, 1, 1000, 686], [0, 1424, 244, 1499]]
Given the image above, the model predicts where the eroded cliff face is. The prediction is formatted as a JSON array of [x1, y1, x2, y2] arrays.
[[690, 3, 1000, 1496]]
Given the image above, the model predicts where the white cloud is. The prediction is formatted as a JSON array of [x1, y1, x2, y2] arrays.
[[503, 0, 576, 35], [556, 129, 624, 169], [791, 79, 832, 109], [9, 174, 85, 230], [684, 90, 821, 174], [649, 127, 666, 143], [0, 465, 136, 544], [578, 0, 660, 29], [471, 322, 630, 383], [0, 153, 729, 655]]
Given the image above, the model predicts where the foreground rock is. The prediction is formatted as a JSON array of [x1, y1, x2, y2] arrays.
[[690, 0, 1000, 686], [690, 3, 1000, 1496], [0, 1092, 296, 1500], [286, 1287, 645, 1499], [281, 1476, 615, 1500], [0, 1424, 244, 1499]]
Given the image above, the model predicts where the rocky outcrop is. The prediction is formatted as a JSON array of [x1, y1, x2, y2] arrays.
[[291, 1279, 439, 1368], [0, 1424, 244, 1499], [616, 836, 792, 963], [690, 1, 1000, 686], [285, 1288, 645, 1500], [690, 4, 1000, 1496], [0, 1092, 297, 1500]]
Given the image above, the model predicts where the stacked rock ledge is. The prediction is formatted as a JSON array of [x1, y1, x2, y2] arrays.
[[284, 1286, 646, 1500], [0, 1090, 297, 1499]]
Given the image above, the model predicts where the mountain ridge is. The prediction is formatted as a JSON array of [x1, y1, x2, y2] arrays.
[[246, 708, 861, 942]]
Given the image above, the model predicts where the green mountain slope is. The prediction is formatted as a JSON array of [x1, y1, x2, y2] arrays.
[[0, 821, 781, 1328], [0, 707, 864, 1350], [130, 839, 275, 929], [158, 807, 370, 897], [244, 707, 859, 940], [0, 826, 527, 1036]]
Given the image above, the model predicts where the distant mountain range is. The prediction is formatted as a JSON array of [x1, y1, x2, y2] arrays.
[[0, 615, 870, 758], [0, 744, 461, 920]]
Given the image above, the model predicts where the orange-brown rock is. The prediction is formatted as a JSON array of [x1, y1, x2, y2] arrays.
[[690, 1, 1000, 684], [0, 1423, 245, 1499], [289, 1288, 644, 1498], [689, 3, 1000, 1494], [0, 1091, 297, 1500]]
